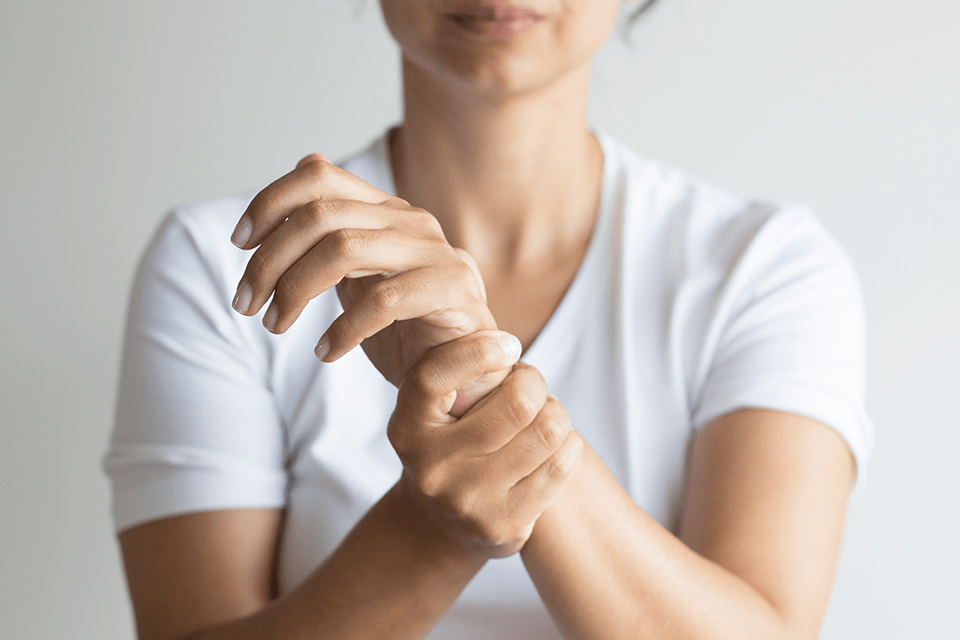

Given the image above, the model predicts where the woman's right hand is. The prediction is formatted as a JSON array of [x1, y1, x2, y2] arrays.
[[388, 331, 584, 558], [231, 153, 503, 414]]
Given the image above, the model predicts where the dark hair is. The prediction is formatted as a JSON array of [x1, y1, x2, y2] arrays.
[[624, 0, 662, 39], [627, 0, 661, 22]]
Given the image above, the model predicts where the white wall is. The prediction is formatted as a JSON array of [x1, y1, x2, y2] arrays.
[[1, 1, 957, 637]]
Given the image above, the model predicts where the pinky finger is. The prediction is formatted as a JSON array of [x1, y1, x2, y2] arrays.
[[506, 431, 584, 522]]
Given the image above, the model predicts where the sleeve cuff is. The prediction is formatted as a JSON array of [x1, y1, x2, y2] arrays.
[[104, 444, 288, 532], [693, 382, 875, 498]]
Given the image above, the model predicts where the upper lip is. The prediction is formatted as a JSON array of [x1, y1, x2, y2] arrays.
[[444, 2, 544, 21]]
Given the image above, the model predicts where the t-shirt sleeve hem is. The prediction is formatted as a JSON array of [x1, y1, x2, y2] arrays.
[[692, 383, 874, 498], [110, 470, 288, 534]]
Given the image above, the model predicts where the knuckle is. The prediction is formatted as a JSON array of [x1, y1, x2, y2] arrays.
[[324, 312, 355, 350], [433, 307, 477, 334], [408, 207, 443, 235], [305, 158, 337, 182], [451, 257, 478, 286], [527, 365, 548, 391], [535, 415, 566, 452], [510, 363, 547, 394], [386, 418, 410, 456], [328, 228, 366, 261], [547, 435, 582, 481], [369, 279, 404, 314], [246, 249, 272, 282], [386, 422, 402, 450], [403, 365, 430, 396], [543, 456, 568, 484], [469, 335, 503, 370], [404, 361, 445, 400], [551, 396, 570, 421], [274, 273, 300, 305], [505, 381, 542, 425], [303, 199, 335, 227], [544, 396, 571, 429]]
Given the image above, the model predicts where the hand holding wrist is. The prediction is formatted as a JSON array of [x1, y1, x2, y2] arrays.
[[388, 334, 583, 558]]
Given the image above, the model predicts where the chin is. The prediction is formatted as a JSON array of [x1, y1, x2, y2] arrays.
[[407, 40, 588, 100], [439, 53, 549, 95], [386, 3, 603, 100]]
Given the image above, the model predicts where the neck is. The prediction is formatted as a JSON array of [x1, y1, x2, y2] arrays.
[[391, 57, 602, 272]]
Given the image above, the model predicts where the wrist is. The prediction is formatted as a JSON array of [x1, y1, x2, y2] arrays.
[[386, 475, 488, 573]]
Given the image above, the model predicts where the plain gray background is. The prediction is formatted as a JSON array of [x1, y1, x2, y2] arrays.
[[1, 0, 957, 637]]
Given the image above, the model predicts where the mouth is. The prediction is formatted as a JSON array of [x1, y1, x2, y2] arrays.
[[445, 3, 545, 38]]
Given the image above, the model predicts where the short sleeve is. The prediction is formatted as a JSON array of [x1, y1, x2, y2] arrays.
[[691, 207, 874, 495], [104, 205, 288, 532]]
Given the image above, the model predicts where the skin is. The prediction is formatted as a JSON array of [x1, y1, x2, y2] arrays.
[[118, 1, 856, 639]]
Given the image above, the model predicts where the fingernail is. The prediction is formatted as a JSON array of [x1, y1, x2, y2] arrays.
[[231, 215, 252, 248], [499, 333, 522, 362], [315, 335, 330, 361], [232, 281, 252, 314], [263, 303, 279, 333]]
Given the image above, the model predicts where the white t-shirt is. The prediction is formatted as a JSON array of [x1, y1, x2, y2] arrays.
[[105, 130, 873, 638]]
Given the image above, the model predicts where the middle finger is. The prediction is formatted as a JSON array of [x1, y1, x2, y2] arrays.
[[234, 198, 401, 316], [260, 227, 450, 334]]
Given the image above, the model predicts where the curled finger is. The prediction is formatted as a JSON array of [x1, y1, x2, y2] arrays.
[[397, 331, 524, 419], [488, 395, 572, 478], [460, 364, 549, 446], [233, 199, 393, 317], [262, 228, 450, 333], [231, 159, 399, 250], [506, 430, 584, 523], [315, 264, 490, 361]]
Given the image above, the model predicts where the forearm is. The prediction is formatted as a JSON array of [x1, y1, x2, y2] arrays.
[[520, 444, 791, 640], [190, 480, 485, 640], [188, 338, 524, 640]]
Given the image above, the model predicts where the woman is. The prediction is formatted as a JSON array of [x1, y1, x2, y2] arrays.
[[105, 1, 872, 638]]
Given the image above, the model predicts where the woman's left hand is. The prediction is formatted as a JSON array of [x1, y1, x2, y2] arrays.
[[230, 154, 500, 397]]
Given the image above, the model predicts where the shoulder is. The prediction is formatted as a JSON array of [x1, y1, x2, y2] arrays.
[[598, 131, 855, 287], [174, 192, 256, 238], [139, 192, 256, 292]]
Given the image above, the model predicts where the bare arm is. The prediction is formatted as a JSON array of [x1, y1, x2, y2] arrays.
[[521, 408, 854, 640], [120, 486, 486, 640], [119, 331, 578, 640]]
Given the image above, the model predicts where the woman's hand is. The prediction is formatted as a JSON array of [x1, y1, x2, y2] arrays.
[[230, 154, 498, 396], [388, 331, 584, 558]]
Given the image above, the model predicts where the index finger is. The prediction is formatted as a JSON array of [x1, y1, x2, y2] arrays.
[[230, 158, 401, 249], [296, 152, 329, 168]]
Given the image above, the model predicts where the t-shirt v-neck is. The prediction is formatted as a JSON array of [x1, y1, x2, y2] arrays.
[[358, 129, 620, 380]]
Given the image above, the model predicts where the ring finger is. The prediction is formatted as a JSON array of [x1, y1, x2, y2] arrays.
[[234, 199, 400, 317], [259, 227, 449, 333]]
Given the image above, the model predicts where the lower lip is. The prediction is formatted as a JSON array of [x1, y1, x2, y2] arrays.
[[448, 15, 543, 38]]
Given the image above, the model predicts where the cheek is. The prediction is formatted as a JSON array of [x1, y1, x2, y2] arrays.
[[379, 0, 432, 55], [556, 0, 623, 65]]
